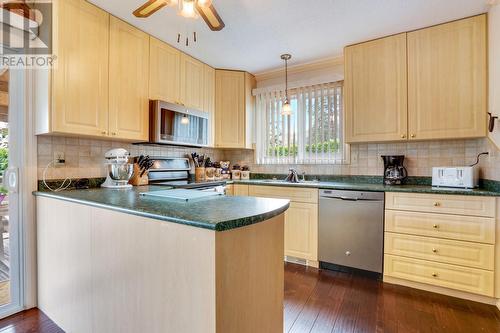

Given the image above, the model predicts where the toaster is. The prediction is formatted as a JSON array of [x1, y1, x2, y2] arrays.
[[432, 166, 479, 189]]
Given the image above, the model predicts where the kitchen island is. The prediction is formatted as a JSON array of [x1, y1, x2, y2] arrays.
[[34, 187, 289, 333]]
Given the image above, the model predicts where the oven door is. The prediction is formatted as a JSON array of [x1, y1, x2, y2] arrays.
[[150, 100, 209, 147]]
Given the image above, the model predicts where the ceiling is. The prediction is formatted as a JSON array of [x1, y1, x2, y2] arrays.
[[87, 0, 489, 74]]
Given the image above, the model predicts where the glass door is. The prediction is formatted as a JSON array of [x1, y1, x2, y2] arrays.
[[0, 68, 23, 317]]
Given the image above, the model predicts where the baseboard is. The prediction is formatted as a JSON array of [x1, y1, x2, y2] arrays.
[[384, 276, 498, 306]]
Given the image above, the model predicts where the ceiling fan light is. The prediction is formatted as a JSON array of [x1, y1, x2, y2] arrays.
[[197, 0, 212, 7], [282, 101, 292, 116], [179, 0, 198, 18]]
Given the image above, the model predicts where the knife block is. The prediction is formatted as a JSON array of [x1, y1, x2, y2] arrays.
[[129, 163, 149, 186]]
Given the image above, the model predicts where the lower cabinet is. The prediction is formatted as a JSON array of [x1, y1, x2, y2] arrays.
[[384, 192, 496, 298], [247, 185, 319, 267], [284, 202, 318, 264]]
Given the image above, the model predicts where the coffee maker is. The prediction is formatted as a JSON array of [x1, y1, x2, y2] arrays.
[[382, 155, 408, 185]]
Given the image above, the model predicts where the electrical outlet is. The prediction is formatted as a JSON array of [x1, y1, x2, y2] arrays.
[[53, 151, 65, 167]]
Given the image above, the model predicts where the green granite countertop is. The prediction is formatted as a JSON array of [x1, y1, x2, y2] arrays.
[[231, 178, 500, 197], [33, 186, 290, 232]]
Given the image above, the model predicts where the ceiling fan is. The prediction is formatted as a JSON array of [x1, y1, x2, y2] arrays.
[[133, 0, 225, 31]]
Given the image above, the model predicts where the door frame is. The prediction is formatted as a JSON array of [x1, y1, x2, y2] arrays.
[[0, 68, 38, 319]]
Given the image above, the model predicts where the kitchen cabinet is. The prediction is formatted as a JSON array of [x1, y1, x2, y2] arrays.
[[215, 70, 256, 149], [407, 15, 487, 140], [384, 192, 496, 297], [204, 65, 216, 145], [232, 184, 249, 196], [344, 15, 487, 143], [42, 0, 110, 137], [149, 37, 181, 104], [248, 185, 318, 267], [345, 33, 408, 143], [284, 202, 318, 263], [180, 54, 205, 110], [109, 17, 150, 141]]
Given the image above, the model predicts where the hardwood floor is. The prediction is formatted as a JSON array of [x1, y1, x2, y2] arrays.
[[285, 263, 500, 333], [1, 263, 499, 332]]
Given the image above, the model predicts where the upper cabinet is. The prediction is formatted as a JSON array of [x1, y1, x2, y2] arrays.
[[50, 0, 110, 137], [344, 15, 487, 143], [149, 37, 181, 104], [108, 17, 150, 141], [407, 15, 487, 140], [204, 65, 216, 145], [345, 33, 408, 143], [215, 70, 256, 149], [180, 54, 205, 110]]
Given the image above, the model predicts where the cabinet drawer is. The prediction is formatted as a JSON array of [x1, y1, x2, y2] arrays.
[[384, 233, 494, 270], [248, 186, 318, 204], [385, 210, 495, 244], [384, 255, 494, 296], [385, 192, 495, 217]]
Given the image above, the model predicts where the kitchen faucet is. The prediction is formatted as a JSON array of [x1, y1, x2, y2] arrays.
[[285, 168, 300, 183]]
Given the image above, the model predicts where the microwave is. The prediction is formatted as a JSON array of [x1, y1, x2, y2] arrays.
[[149, 100, 209, 147]]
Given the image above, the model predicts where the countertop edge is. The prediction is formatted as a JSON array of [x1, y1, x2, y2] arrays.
[[33, 191, 291, 232], [230, 180, 500, 197]]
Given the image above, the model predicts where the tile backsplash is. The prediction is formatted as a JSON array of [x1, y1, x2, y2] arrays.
[[224, 138, 500, 181], [38, 136, 500, 181], [37, 136, 224, 180]]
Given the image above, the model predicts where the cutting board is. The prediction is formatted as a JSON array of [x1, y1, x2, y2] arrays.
[[140, 189, 223, 202]]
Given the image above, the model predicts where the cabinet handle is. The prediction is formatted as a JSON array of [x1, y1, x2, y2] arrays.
[[433, 202, 441, 207], [401, 134, 406, 139], [432, 272, 438, 278], [111, 132, 117, 136], [101, 131, 107, 135], [433, 224, 439, 229], [410, 134, 416, 138], [432, 248, 438, 253]]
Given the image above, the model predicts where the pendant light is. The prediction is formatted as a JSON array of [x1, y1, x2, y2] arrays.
[[281, 54, 292, 116]]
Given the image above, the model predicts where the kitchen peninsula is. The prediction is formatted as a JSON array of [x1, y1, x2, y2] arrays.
[[34, 187, 289, 333]]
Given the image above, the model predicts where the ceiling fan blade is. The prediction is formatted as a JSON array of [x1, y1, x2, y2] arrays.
[[1, 1, 35, 21], [195, 3, 225, 31], [133, 0, 168, 18]]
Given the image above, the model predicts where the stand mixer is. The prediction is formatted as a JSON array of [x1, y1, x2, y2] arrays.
[[101, 148, 134, 189]]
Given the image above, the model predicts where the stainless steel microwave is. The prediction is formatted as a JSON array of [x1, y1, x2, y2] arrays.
[[149, 100, 209, 147]]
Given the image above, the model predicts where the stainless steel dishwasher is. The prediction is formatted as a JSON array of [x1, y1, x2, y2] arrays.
[[319, 189, 384, 275]]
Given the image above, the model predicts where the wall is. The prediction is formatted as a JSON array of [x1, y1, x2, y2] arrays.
[[224, 138, 500, 181], [489, 3, 500, 148], [37, 135, 224, 180]]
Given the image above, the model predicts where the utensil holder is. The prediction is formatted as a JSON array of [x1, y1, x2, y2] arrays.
[[129, 163, 149, 186], [205, 167, 215, 181], [195, 167, 206, 182]]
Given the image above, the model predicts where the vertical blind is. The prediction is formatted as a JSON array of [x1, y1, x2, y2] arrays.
[[255, 81, 347, 165]]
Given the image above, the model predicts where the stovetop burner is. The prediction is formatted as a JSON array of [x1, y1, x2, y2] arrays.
[[150, 180, 227, 189]]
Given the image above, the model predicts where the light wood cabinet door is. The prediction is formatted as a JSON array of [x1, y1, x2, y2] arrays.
[[385, 192, 496, 218], [407, 15, 487, 140], [284, 202, 318, 262], [215, 70, 246, 148], [204, 65, 216, 145], [248, 185, 318, 204], [233, 184, 249, 196], [52, 0, 109, 137], [149, 37, 181, 104], [384, 232, 494, 270], [344, 33, 408, 143], [109, 17, 150, 141], [180, 54, 205, 110], [384, 254, 494, 296]]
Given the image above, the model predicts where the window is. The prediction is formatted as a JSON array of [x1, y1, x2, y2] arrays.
[[255, 82, 348, 164]]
